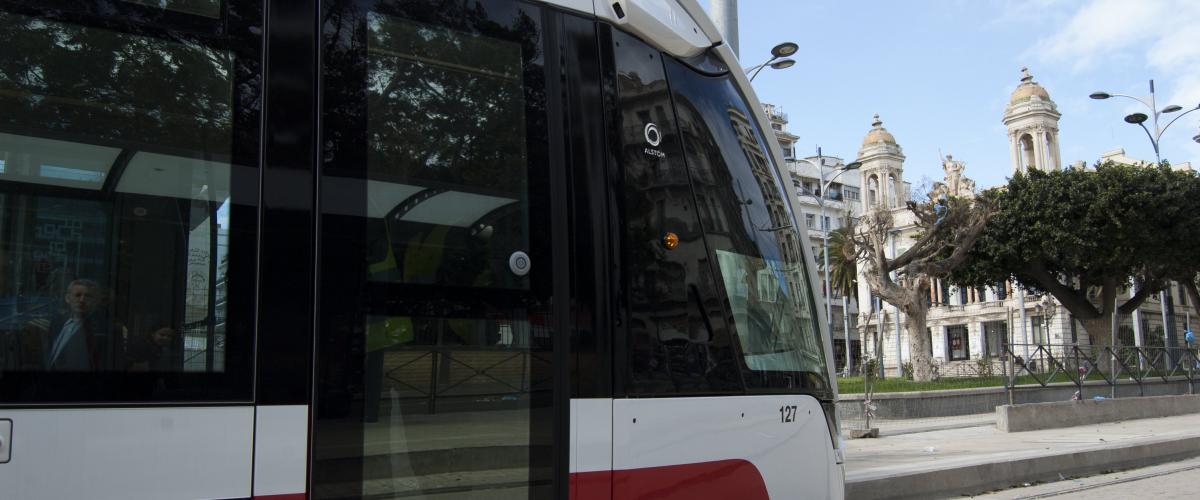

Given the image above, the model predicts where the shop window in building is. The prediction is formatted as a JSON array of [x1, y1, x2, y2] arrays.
[[947, 325, 969, 360]]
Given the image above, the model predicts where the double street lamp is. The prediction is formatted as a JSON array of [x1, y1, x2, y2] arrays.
[[745, 42, 798, 81], [1089, 80, 1200, 164], [795, 148, 861, 375]]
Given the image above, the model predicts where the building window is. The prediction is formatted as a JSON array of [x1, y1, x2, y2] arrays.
[[843, 188, 860, 201], [822, 216, 831, 230], [947, 325, 970, 360], [1030, 316, 1046, 345], [983, 320, 1007, 357], [805, 213, 815, 228]]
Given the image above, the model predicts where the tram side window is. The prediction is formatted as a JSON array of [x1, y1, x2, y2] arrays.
[[664, 56, 831, 396], [0, 8, 255, 396]]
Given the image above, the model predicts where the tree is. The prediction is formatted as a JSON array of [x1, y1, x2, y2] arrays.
[[953, 162, 1200, 356], [822, 225, 858, 299], [854, 194, 994, 381]]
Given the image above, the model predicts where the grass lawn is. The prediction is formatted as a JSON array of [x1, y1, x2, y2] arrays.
[[837, 371, 1118, 394]]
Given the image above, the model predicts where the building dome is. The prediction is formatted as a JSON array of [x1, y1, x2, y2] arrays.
[[1010, 67, 1051, 104], [861, 114, 896, 146]]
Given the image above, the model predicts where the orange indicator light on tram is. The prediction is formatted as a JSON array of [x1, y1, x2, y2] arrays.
[[663, 232, 679, 249]]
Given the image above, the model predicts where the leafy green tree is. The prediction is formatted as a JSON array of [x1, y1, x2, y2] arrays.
[[953, 162, 1200, 354]]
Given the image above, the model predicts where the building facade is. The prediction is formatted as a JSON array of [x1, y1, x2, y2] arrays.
[[850, 68, 1198, 378]]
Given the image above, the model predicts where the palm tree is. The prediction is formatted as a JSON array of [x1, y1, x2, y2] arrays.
[[822, 225, 858, 299]]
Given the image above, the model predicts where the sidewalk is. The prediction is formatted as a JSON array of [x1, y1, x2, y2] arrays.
[[844, 412, 1200, 499]]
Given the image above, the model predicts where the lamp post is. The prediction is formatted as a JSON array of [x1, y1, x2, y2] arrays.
[[1089, 80, 1200, 165], [795, 148, 861, 375], [1041, 296, 1056, 354], [745, 42, 798, 81], [1091, 80, 1200, 365]]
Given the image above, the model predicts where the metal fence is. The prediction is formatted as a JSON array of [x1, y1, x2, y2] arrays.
[[1001, 343, 1198, 399], [838, 344, 1199, 436]]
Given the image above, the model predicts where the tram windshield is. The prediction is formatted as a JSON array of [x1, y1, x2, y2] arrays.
[[664, 56, 830, 391]]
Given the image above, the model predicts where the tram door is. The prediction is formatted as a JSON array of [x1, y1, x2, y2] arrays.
[[311, 1, 574, 498]]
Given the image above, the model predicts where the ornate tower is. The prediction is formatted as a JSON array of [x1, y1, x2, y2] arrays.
[[858, 114, 906, 210], [1003, 67, 1061, 172]]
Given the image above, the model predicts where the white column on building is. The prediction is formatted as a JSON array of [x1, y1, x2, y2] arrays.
[[1048, 131, 1060, 169], [1131, 279, 1145, 370], [1009, 133, 1021, 172], [1041, 130, 1051, 169], [1018, 287, 1030, 360], [1160, 290, 1171, 367]]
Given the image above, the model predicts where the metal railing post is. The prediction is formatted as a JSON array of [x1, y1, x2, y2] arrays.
[[1111, 311, 1117, 399], [1074, 346, 1083, 400], [1006, 345, 1015, 406]]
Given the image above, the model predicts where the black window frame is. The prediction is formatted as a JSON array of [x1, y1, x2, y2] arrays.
[[946, 324, 970, 361], [0, 0, 262, 405]]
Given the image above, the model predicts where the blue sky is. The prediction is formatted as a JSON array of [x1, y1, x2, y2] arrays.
[[700, 0, 1200, 188]]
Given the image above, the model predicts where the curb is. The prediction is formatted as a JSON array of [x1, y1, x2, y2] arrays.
[[845, 435, 1200, 499]]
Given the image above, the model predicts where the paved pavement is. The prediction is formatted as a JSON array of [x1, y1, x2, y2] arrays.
[[843, 412, 1200, 499], [970, 455, 1200, 499]]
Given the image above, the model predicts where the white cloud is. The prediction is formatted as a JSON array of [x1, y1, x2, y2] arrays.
[[1026, 0, 1165, 70], [1027, 0, 1200, 164]]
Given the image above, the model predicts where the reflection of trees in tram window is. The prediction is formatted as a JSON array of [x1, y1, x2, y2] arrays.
[[356, 11, 546, 291], [0, 11, 236, 153]]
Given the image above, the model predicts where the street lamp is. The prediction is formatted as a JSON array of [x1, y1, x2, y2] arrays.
[[745, 41, 798, 81], [1091, 80, 1200, 362], [1089, 80, 1200, 165], [795, 147, 861, 375]]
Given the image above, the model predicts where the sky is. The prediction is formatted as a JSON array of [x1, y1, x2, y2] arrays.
[[700, 0, 1200, 189]]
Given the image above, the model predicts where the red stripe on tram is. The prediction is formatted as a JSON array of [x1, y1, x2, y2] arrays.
[[572, 459, 770, 500]]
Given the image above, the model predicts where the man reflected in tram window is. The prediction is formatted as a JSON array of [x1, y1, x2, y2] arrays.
[[32, 279, 124, 371]]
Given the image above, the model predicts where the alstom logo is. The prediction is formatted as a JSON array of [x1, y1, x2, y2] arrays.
[[644, 122, 662, 146]]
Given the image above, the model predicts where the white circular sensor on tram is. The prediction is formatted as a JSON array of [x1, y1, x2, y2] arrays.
[[509, 251, 531, 276], [644, 123, 662, 147]]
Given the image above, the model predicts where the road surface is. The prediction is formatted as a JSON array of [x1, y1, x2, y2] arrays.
[[971, 455, 1200, 499]]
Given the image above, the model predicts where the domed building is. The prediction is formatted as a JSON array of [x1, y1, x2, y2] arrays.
[[857, 114, 907, 210], [845, 67, 1200, 380], [1003, 67, 1062, 172]]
